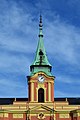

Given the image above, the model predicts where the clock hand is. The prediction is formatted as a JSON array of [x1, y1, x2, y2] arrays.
[[41, 76, 44, 79]]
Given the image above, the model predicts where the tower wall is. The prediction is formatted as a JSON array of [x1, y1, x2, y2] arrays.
[[27, 72, 54, 103]]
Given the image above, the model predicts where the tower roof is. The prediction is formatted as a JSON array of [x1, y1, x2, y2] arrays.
[[30, 15, 52, 76]]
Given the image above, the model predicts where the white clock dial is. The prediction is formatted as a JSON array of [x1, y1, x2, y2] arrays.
[[38, 75, 44, 83]]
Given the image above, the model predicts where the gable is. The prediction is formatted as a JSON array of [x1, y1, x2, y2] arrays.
[[28, 104, 54, 114]]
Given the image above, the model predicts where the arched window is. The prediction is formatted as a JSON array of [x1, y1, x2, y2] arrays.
[[38, 88, 44, 102]]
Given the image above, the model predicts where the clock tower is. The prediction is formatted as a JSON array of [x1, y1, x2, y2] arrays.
[[27, 15, 55, 104]]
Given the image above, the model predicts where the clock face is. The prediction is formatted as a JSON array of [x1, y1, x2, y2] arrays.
[[38, 75, 44, 83]]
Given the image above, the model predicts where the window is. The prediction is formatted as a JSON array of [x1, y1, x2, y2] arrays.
[[38, 88, 44, 102]]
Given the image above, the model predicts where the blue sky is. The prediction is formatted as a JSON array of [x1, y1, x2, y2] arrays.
[[0, 0, 80, 98]]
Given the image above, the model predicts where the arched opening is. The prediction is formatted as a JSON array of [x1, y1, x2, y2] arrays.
[[38, 88, 44, 102]]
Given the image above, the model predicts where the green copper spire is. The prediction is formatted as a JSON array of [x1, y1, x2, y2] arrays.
[[30, 15, 52, 76]]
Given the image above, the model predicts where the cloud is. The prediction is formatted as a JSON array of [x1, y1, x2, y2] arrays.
[[0, 0, 37, 52], [55, 75, 80, 84], [0, 77, 28, 97], [0, 0, 37, 74], [44, 17, 80, 68]]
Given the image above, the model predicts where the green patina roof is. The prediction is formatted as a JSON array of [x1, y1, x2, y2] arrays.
[[30, 15, 52, 76]]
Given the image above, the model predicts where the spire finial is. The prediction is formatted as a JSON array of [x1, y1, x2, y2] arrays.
[[39, 15, 43, 37], [39, 15, 43, 27]]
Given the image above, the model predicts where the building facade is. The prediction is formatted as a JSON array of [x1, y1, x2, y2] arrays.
[[0, 16, 80, 120]]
